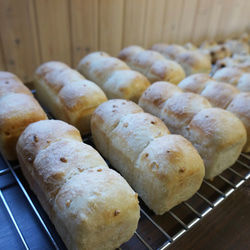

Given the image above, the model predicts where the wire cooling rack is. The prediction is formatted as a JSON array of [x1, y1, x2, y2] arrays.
[[0, 132, 249, 250]]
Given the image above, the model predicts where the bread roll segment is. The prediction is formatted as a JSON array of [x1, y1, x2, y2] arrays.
[[0, 71, 47, 161], [118, 45, 186, 84], [138, 81, 247, 179], [34, 61, 108, 135], [77, 51, 150, 102], [91, 99, 205, 215], [178, 73, 250, 152], [16, 119, 140, 250], [150, 43, 212, 76]]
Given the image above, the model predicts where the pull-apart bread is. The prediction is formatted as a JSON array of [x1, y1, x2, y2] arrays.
[[139, 81, 247, 179], [150, 43, 212, 76], [34, 61, 108, 135], [77, 51, 150, 103], [178, 74, 250, 152], [213, 67, 250, 92], [91, 99, 205, 215], [117, 45, 186, 84], [16, 119, 140, 250], [0, 71, 47, 161]]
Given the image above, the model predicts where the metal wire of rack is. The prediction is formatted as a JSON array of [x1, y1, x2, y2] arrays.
[[0, 133, 249, 250]]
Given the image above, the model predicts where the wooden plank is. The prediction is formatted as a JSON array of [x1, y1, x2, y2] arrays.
[[205, 0, 224, 42], [34, 0, 71, 65], [191, 0, 212, 45], [70, 0, 98, 68], [176, 0, 199, 45], [0, 38, 6, 71], [143, 0, 167, 48], [122, 0, 147, 48], [215, 0, 241, 41], [99, 0, 124, 56], [162, 0, 184, 44], [0, 0, 40, 82], [229, 0, 250, 38]]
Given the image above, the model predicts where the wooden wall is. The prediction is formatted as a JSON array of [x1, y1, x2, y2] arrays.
[[0, 0, 249, 83]]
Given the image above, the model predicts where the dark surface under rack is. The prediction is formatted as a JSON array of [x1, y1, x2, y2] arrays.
[[0, 131, 249, 250]]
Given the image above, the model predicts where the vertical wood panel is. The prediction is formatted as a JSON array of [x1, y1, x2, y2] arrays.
[[70, 0, 98, 67], [191, 0, 212, 45], [143, 0, 167, 48], [216, 0, 240, 41], [205, 0, 224, 42], [228, 0, 249, 38], [99, 0, 124, 56], [123, 0, 147, 48], [162, 0, 183, 44], [176, 0, 199, 44], [34, 0, 71, 65], [0, 39, 6, 71], [0, 0, 40, 82]]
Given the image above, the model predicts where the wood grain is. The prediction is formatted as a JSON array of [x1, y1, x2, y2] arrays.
[[123, 0, 147, 48], [0, 0, 250, 83], [0, 38, 6, 71], [0, 0, 40, 82], [206, 0, 224, 41], [99, 0, 124, 56], [34, 0, 71, 65], [162, 0, 183, 44], [176, 0, 199, 44], [70, 0, 98, 68], [143, 0, 167, 48], [191, 0, 212, 45]]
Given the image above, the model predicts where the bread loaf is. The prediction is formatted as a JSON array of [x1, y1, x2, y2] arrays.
[[212, 56, 250, 75], [34, 61, 108, 135], [199, 42, 232, 64], [16, 119, 140, 250], [139, 81, 247, 179], [150, 43, 212, 76], [0, 71, 47, 161], [178, 74, 250, 152], [117, 45, 186, 84], [77, 51, 150, 103], [213, 67, 250, 92], [91, 99, 205, 215]]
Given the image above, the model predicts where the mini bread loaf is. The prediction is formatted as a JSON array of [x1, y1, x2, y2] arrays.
[[91, 99, 205, 215], [139, 81, 247, 179], [178, 74, 250, 152], [150, 43, 212, 76], [212, 56, 250, 75], [199, 42, 232, 64], [117, 45, 186, 84], [0, 71, 47, 161], [77, 51, 150, 103], [213, 67, 250, 92], [34, 61, 108, 135], [16, 119, 140, 250]]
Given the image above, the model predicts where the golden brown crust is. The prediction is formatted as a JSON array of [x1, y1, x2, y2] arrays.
[[150, 43, 212, 76], [200, 81, 240, 109], [138, 81, 247, 178], [213, 67, 245, 86], [227, 93, 250, 152], [34, 61, 108, 135], [178, 73, 214, 94], [138, 81, 183, 118], [16, 120, 140, 249], [0, 72, 47, 161], [77, 51, 150, 102], [178, 73, 250, 152], [91, 99, 205, 214], [118, 45, 186, 84]]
